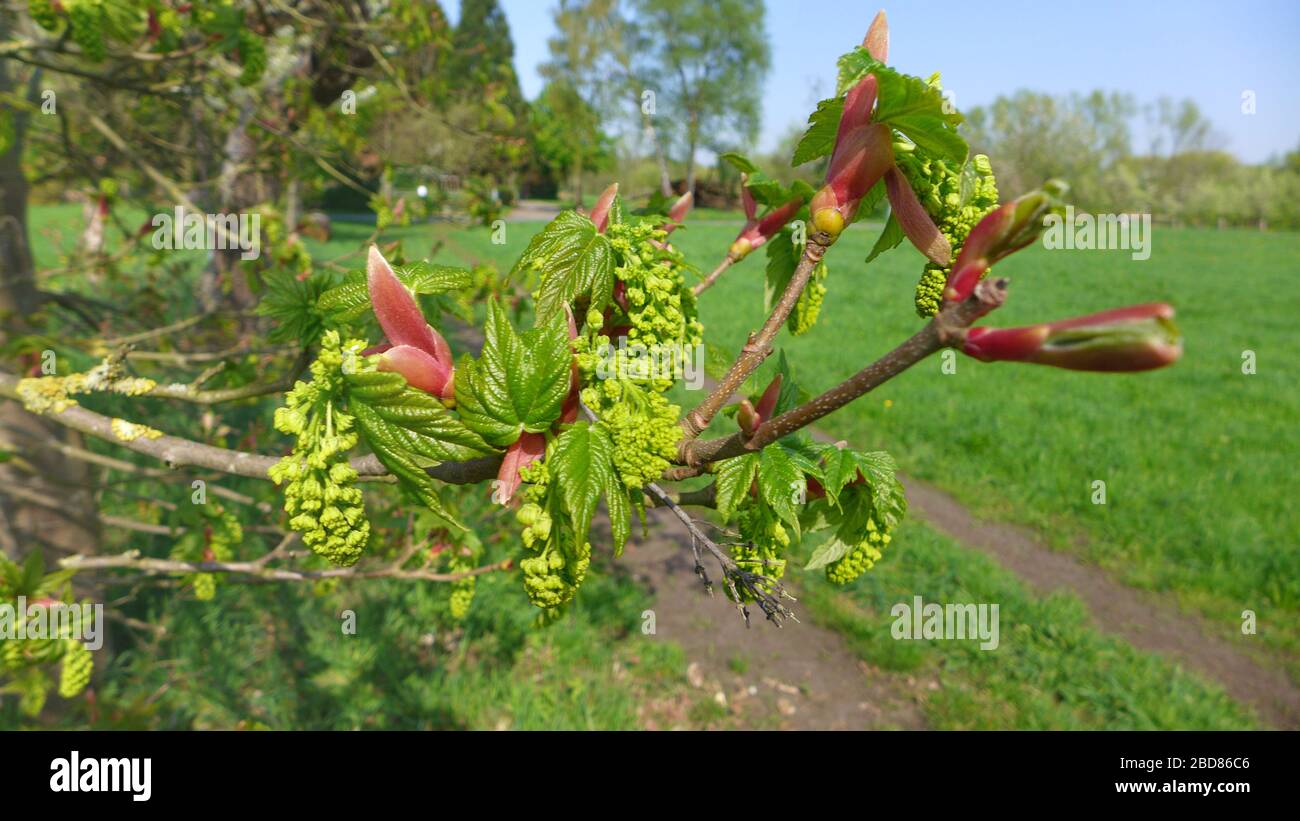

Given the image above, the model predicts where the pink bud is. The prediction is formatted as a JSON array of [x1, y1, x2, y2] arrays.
[[378, 345, 454, 400], [666, 191, 693, 233], [962, 303, 1182, 372], [754, 373, 782, 423], [737, 399, 758, 436], [562, 304, 580, 422], [733, 196, 804, 258], [367, 245, 448, 358], [368, 245, 456, 400], [812, 123, 894, 235], [864, 10, 888, 61], [590, 183, 619, 233], [741, 176, 757, 222], [885, 167, 951, 266], [496, 431, 548, 504], [945, 183, 1066, 303]]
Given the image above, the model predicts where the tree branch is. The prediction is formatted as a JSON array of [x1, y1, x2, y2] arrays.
[[688, 278, 1010, 465], [59, 550, 514, 584], [679, 231, 832, 457], [0, 372, 502, 485], [691, 254, 734, 297], [642, 481, 794, 627]]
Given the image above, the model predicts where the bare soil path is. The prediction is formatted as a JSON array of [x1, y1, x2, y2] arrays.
[[899, 477, 1300, 729], [619, 508, 929, 730]]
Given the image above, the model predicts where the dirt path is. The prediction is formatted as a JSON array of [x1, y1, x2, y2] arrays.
[[506, 200, 562, 223], [900, 476, 1300, 729], [619, 508, 929, 729]]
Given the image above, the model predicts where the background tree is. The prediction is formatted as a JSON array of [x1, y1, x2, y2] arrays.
[[627, 0, 771, 193], [531, 79, 613, 205]]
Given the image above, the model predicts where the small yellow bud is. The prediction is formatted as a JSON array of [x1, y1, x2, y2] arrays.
[[812, 208, 844, 238]]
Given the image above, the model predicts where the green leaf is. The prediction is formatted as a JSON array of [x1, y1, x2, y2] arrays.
[[837, 48, 966, 163], [758, 444, 803, 537], [772, 350, 803, 416], [351, 402, 462, 528], [816, 444, 859, 508], [776, 436, 824, 482], [550, 422, 615, 538], [319, 262, 472, 324], [743, 171, 799, 208], [454, 301, 571, 447], [33, 569, 76, 598], [852, 450, 906, 528], [714, 453, 759, 520], [605, 476, 631, 557], [21, 550, 45, 595], [792, 96, 844, 167], [804, 537, 852, 571], [865, 213, 904, 263], [257, 271, 332, 344], [856, 178, 888, 223], [510, 210, 614, 317], [345, 370, 495, 463], [719, 151, 758, 174]]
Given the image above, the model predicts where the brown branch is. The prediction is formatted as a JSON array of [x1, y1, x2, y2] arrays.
[[59, 550, 514, 584], [691, 254, 735, 297], [642, 481, 794, 627], [127, 344, 297, 365], [0, 372, 502, 485], [688, 278, 1010, 465], [101, 313, 211, 347], [679, 231, 832, 456]]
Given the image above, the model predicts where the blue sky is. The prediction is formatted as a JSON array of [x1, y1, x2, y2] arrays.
[[450, 0, 1300, 163]]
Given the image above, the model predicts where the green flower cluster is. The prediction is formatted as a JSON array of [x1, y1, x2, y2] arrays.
[[235, 29, 267, 86], [0, 562, 97, 713], [269, 331, 370, 567], [66, 0, 108, 61], [789, 259, 827, 336], [516, 462, 590, 611], [896, 134, 999, 317], [605, 219, 703, 390], [28, 0, 60, 31], [726, 503, 789, 603], [57, 640, 93, 699], [580, 379, 681, 490], [825, 515, 894, 585], [170, 507, 244, 601], [447, 551, 476, 620]]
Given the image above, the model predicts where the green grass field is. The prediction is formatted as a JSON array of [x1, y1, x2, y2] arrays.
[[24, 203, 1296, 727]]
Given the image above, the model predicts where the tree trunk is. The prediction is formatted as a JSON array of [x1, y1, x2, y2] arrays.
[[285, 175, 301, 235], [572, 156, 584, 208], [0, 50, 103, 570], [684, 114, 699, 195], [639, 111, 673, 197], [199, 100, 258, 314]]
